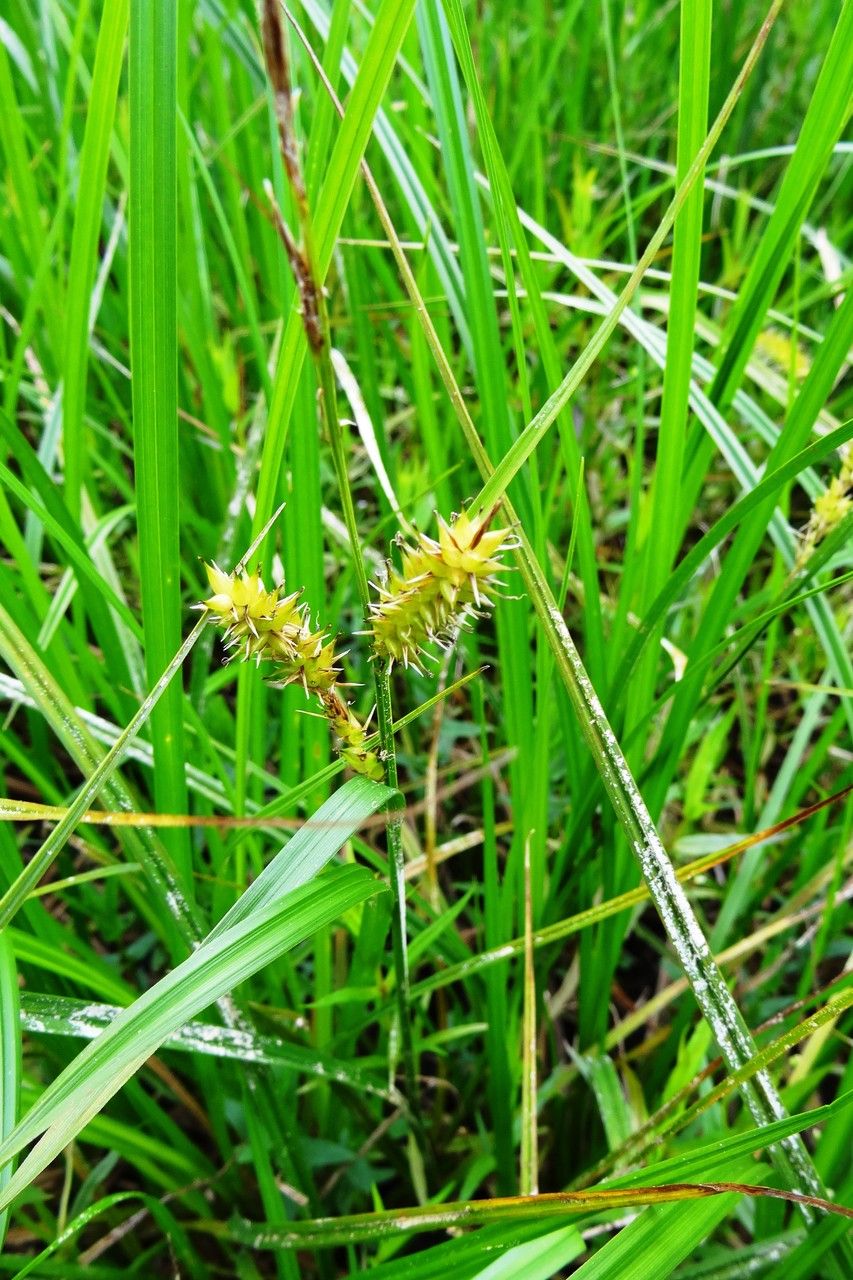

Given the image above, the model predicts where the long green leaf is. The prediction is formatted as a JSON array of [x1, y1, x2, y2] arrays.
[[0, 933, 18, 1249], [18, 992, 396, 1102], [219, 1170, 849, 1250], [128, 0, 191, 879], [0, 865, 384, 1209], [63, 0, 128, 519], [207, 775, 396, 941]]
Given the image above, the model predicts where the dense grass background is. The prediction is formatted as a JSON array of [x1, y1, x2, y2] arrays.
[[0, 0, 851, 1274]]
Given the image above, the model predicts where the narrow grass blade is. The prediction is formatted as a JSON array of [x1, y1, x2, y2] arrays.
[[19, 993, 396, 1102], [520, 833, 537, 1196], [206, 776, 396, 941], [0, 933, 18, 1249], [128, 0, 191, 879], [220, 1177, 849, 1250], [640, 0, 712, 582], [63, 0, 129, 519]]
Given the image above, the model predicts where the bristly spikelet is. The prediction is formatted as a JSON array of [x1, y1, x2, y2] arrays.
[[200, 562, 303, 665], [200, 563, 382, 781], [370, 507, 513, 671], [268, 629, 342, 694], [795, 449, 853, 570], [320, 688, 385, 782]]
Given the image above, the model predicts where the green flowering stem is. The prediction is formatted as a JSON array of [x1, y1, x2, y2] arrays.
[[321, 364, 421, 1123], [315, 313, 420, 1134], [373, 667, 413, 988], [316, 348, 372, 609], [260, 0, 420, 1135], [278, 141, 419, 1134]]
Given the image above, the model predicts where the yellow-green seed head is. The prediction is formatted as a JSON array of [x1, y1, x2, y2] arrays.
[[795, 461, 853, 569], [319, 689, 384, 782], [199, 563, 382, 781], [269, 628, 342, 694], [812, 478, 852, 531], [370, 508, 512, 669], [202, 562, 303, 664]]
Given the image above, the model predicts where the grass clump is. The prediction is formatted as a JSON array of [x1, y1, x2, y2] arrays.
[[0, 0, 850, 1275]]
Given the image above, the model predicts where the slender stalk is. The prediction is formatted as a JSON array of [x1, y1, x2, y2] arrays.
[[520, 832, 538, 1196], [373, 659, 418, 1105], [312, 337, 420, 1119], [259, 0, 419, 1125]]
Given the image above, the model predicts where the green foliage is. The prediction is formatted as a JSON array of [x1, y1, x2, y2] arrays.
[[0, 0, 850, 1274]]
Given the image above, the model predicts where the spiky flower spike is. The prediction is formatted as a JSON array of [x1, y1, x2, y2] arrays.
[[795, 448, 853, 570], [370, 507, 513, 671], [200, 564, 382, 781], [201, 562, 303, 665]]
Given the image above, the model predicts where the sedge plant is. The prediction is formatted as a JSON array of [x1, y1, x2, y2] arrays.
[[202, 1, 518, 1152], [1, 0, 852, 1273]]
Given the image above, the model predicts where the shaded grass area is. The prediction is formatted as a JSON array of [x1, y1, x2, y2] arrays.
[[0, 0, 851, 1275]]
